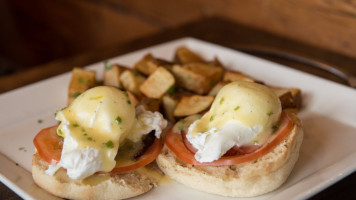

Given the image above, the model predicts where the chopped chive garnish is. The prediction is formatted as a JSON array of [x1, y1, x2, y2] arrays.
[[83, 133, 88, 136], [72, 92, 82, 98], [72, 123, 79, 127], [167, 85, 176, 94], [220, 97, 225, 105], [177, 119, 186, 132], [272, 123, 280, 133], [128, 144, 135, 150], [178, 125, 184, 132], [210, 116, 214, 121], [58, 129, 63, 135], [234, 106, 240, 111], [210, 79, 217, 86], [37, 119, 43, 124], [253, 140, 259, 145], [115, 116, 122, 125], [104, 140, 114, 148], [122, 91, 129, 97], [133, 71, 140, 77], [127, 100, 131, 104], [267, 111, 273, 116], [105, 61, 111, 70], [87, 137, 93, 141], [78, 77, 84, 83], [18, 147, 27, 152]]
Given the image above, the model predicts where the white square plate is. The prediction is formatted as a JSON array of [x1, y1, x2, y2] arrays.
[[1, 37, 356, 200]]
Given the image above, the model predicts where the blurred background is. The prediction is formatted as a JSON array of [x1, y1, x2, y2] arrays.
[[1, 0, 355, 77]]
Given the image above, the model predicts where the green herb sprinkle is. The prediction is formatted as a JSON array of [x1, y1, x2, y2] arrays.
[[104, 140, 114, 148], [115, 116, 122, 125]]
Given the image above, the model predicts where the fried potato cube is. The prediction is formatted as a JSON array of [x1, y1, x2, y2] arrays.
[[126, 91, 139, 107], [223, 71, 255, 82], [208, 81, 229, 96], [271, 87, 302, 110], [139, 67, 175, 99], [175, 46, 205, 64], [103, 63, 125, 88], [162, 94, 178, 122], [210, 56, 224, 67], [134, 54, 173, 76], [172, 63, 223, 94], [68, 67, 96, 105], [133, 54, 158, 76], [119, 70, 146, 95], [174, 95, 214, 117]]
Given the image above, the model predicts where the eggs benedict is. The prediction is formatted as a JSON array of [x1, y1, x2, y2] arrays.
[[187, 81, 281, 163], [157, 81, 303, 197], [32, 86, 167, 200]]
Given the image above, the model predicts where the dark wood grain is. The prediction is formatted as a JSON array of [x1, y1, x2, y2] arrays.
[[2, 0, 356, 75], [112, 0, 356, 58]]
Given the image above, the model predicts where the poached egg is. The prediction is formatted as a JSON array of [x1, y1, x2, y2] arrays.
[[186, 81, 281, 163], [46, 86, 167, 179]]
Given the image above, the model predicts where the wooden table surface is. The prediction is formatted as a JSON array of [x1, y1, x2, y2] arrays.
[[0, 17, 355, 200]]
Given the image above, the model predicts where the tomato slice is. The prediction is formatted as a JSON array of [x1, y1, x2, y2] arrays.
[[33, 125, 62, 165], [165, 112, 293, 166], [33, 126, 162, 173]]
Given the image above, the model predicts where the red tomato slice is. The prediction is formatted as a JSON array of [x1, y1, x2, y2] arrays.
[[165, 112, 293, 166], [33, 125, 62, 165], [33, 126, 162, 173]]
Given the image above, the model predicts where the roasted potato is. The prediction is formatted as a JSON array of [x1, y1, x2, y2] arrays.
[[271, 87, 302, 110], [119, 70, 146, 95], [133, 54, 157, 76], [174, 95, 214, 117], [134, 53, 173, 76], [175, 46, 205, 64], [172, 63, 223, 94], [208, 81, 229, 96], [68, 67, 96, 105], [139, 67, 175, 99], [223, 71, 255, 82], [103, 63, 125, 88], [162, 94, 178, 122], [126, 91, 139, 107]]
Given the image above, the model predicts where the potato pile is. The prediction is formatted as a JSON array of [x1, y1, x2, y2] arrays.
[[67, 47, 301, 123]]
